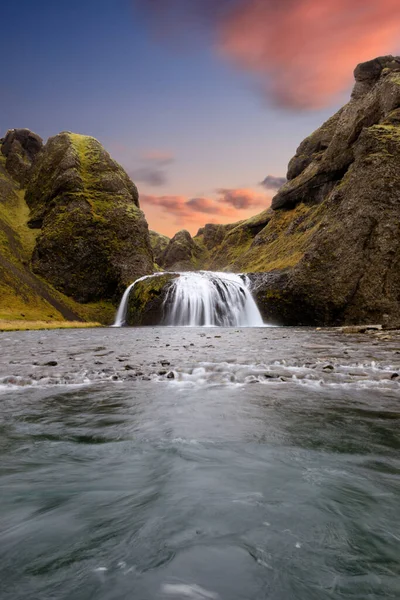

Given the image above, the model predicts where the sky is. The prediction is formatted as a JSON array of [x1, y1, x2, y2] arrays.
[[2, 0, 400, 237]]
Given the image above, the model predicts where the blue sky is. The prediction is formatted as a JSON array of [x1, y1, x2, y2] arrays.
[[2, 0, 397, 235]]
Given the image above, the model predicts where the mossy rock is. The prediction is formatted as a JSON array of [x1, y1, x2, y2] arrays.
[[149, 230, 170, 265], [25, 132, 154, 302], [126, 273, 178, 326]]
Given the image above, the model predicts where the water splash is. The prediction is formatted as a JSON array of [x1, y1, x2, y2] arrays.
[[163, 272, 264, 327], [113, 271, 264, 327]]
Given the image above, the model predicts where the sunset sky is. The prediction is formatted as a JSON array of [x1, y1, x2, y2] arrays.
[[2, 0, 400, 237]]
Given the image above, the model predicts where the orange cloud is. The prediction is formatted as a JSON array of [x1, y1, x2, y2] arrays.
[[137, 0, 400, 108], [141, 188, 270, 236], [219, 0, 400, 108]]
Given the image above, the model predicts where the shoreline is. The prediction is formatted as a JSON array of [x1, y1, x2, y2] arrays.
[[0, 320, 103, 332]]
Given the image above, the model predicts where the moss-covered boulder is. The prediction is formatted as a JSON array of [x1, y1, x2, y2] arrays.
[[161, 229, 206, 271], [126, 273, 179, 326], [149, 230, 170, 267], [25, 132, 154, 302], [0, 149, 116, 325]]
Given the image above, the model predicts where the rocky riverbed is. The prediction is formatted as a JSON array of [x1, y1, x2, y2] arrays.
[[1, 327, 399, 391]]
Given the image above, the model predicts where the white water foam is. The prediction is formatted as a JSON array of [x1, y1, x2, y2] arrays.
[[113, 271, 265, 328]]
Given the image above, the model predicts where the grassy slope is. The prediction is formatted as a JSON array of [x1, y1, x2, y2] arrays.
[[0, 155, 115, 324], [192, 205, 323, 273]]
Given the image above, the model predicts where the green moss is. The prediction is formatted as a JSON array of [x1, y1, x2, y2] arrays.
[[127, 273, 178, 325], [230, 203, 325, 272]]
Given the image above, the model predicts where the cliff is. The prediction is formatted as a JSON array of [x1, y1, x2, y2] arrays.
[[158, 56, 400, 326], [0, 129, 154, 325]]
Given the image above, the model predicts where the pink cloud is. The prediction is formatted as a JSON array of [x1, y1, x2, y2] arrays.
[[217, 187, 266, 209], [141, 189, 272, 236], [137, 0, 400, 108]]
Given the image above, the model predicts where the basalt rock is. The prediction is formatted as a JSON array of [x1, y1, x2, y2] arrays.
[[1, 128, 43, 185], [25, 132, 153, 302]]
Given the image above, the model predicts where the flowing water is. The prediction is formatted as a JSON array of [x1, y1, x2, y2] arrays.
[[1, 327, 400, 600], [113, 272, 265, 328]]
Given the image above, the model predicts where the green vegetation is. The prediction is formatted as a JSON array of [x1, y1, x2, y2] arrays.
[[0, 320, 102, 332], [126, 273, 178, 325]]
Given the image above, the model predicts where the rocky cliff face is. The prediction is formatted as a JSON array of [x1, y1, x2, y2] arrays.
[[25, 132, 153, 303], [158, 229, 206, 271], [164, 56, 400, 327], [0, 129, 154, 323], [150, 230, 170, 267]]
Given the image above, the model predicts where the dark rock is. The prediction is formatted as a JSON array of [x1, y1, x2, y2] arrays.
[[25, 132, 154, 302], [44, 360, 58, 367], [166, 371, 175, 379], [161, 229, 206, 271], [126, 273, 179, 326], [149, 230, 170, 266], [1, 128, 43, 185], [235, 57, 400, 327]]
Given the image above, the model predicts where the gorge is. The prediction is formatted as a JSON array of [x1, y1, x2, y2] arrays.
[[1, 56, 400, 328]]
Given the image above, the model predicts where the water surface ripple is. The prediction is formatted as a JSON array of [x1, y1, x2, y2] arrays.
[[0, 327, 399, 599]]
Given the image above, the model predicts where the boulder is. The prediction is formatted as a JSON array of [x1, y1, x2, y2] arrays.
[[126, 273, 179, 325], [1, 128, 43, 185], [161, 229, 205, 271], [25, 132, 154, 302]]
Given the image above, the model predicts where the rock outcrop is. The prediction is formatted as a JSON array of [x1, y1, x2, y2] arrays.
[[172, 56, 400, 327], [1, 128, 43, 185], [160, 229, 206, 271], [149, 230, 170, 267], [126, 273, 178, 326], [26, 132, 153, 302]]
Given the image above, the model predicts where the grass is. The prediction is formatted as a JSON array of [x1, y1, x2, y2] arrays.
[[0, 320, 102, 332]]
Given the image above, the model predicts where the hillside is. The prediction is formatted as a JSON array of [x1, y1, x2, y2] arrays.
[[155, 56, 400, 326]]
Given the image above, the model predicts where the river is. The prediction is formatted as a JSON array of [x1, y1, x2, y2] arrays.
[[0, 327, 399, 599]]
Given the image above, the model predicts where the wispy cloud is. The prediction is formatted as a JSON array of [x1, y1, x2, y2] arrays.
[[128, 166, 168, 186], [136, 0, 400, 108], [217, 187, 266, 209], [260, 175, 286, 191], [106, 142, 175, 187], [141, 187, 268, 229]]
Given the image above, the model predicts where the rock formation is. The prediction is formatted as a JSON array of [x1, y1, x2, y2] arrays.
[[26, 132, 153, 302], [0, 129, 154, 324], [126, 273, 178, 326], [1, 128, 43, 185], [149, 230, 170, 267], [159, 229, 206, 271], [154, 55, 400, 327]]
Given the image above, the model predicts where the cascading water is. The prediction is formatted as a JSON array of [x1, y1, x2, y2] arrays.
[[112, 271, 265, 327], [163, 272, 264, 326]]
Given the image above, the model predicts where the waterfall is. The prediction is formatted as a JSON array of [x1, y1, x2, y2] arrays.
[[163, 272, 264, 327], [111, 274, 159, 327], [113, 271, 265, 327]]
